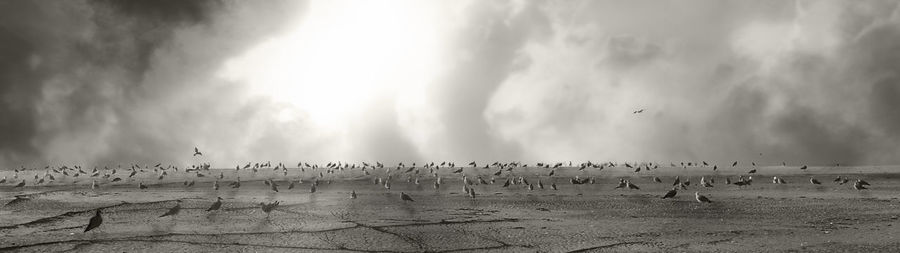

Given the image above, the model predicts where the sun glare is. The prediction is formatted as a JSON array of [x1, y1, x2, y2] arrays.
[[219, 0, 442, 128]]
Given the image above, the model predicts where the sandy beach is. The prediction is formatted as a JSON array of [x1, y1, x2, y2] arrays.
[[3, 166, 900, 252]]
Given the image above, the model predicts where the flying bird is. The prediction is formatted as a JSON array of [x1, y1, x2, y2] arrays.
[[193, 147, 202, 156], [695, 192, 712, 203], [84, 209, 103, 232], [633, 109, 645, 114]]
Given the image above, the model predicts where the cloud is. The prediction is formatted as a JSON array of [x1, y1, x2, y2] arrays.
[[484, 0, 900, 165], [1, 0, 899, 168]]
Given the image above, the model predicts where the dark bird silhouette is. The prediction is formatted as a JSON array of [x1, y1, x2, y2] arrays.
[[810, 178, 821, 185], [732, 161, 738, 167], [207, 197, 223, 211], [84, 209, 103, 232], [159, 200, 182, 217], [800, 165, 808, 170], [695, 192, 712, 203], [5, 195, 31, 206], [633, 109, 645, 114], [14, 180, 26, 188], [626, 181, 640, 190], [853, 181, 867, 190], [672, 176, 681, 186], [193, 147, 202, 156], [400, 192, 414, 202], [259, 201, 280, 218], [662, 188, 677, 199], [653, 177, 662, 183], [748, 169, 757, 174], [139, 182, 148, 189], [350, 190, 357, 199]]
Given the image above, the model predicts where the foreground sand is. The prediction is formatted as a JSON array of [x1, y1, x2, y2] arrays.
[[3, 167, 900, 252]]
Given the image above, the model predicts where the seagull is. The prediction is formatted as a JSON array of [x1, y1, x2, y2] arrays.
[[695, 192, 712, 203], [259, 201, 280, 218], [853, 181, 868, 190], [269, 180, 279, 192], [551, 183, 558, 190], [653, 177, 662, 183], [5, 195, 31, 206], [662, 188, 678, 199], [400, 192, 414, 202], [193, 147, 202, 156], [467, 187, 476, 198], [14, 180, 26, 188], [614, 179, 627, 189], [633, 109, 645, 114], [213, 180, 219, 190], [206, 197, 223, 211], [159, 200, 182, 217], [672, 176, 681, 186], [350, 190, 357, 199], [626, 180, 640, 190], [810, 178, 821, 185], [310, 183, 317, 193], [748, 169, 757, 174], [139, 182, 148, 189], [856, 179, 870, 186], [84, 209, 103, 232], [0, 176, 6, 184]]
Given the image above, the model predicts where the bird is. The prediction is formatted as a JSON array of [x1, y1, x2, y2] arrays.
[[269, 180, 279, 192], [695, 192, 712, 203], [193, 147, 202, 156], [310, 183, 317, 193], [14, 180, 26, 188], [206, 197, 222, 211], [467, 187, 476, 198], [259, 201, 280, 218], [856, 179, 871, 186], [626, 180, 640, 190], [653, 177, 662, 183], [213, 180, 219, 190], [5, 195, 31, 206], [0, 176, 6, 184], [551, 183, 558, 190], [662, 188, 678, 199], [672, 176, 681, 186], [350, 190, 357, 199], [139, 182, 148, 189], [400, 192, 414, 202], [748, 169, 757, 174], [159, 200, 182, 217], [614, 179, 627, 189], [853, 181, 868, 190], [84, 209, 103, 232], [810, 178, 821, 185], [800, 165, 808, 170], [633, 109, 645, 114]]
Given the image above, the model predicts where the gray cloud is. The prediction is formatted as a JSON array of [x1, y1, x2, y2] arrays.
[[1, 0, 900, 168]]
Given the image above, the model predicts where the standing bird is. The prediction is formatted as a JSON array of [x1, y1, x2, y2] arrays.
[[626, 180, 640, 190], [551, 183, 558, 190], [810, 178, 821, 185], [206, 197, 223, 211], [695, 192, 712, 203], [213, 180, 219, 190], [662, 188, 678, 199], [15, 180, 26, 188], [653, 177, 662, 183], [310, 183, 317, 193], [259, 201, 280, 218], [350, 190, 357, 199], [400, 192, 414, 202], [84, 209, 103, 232], [854, 180, 868, 190], [139, 182, 148, 189], [159, 200, 182, 217], [193, 147, 202, 156]]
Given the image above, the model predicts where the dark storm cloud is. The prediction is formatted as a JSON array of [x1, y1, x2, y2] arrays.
[[0, 0, 304, 168]]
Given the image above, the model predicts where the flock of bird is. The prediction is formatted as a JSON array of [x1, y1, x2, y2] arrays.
[[1, 147, 874, 233]]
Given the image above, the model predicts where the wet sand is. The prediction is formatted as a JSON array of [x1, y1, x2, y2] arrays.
[[3, 166, 900, 252]]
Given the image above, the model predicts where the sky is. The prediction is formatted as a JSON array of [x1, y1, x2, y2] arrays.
[[1, 0, 900, 169]]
